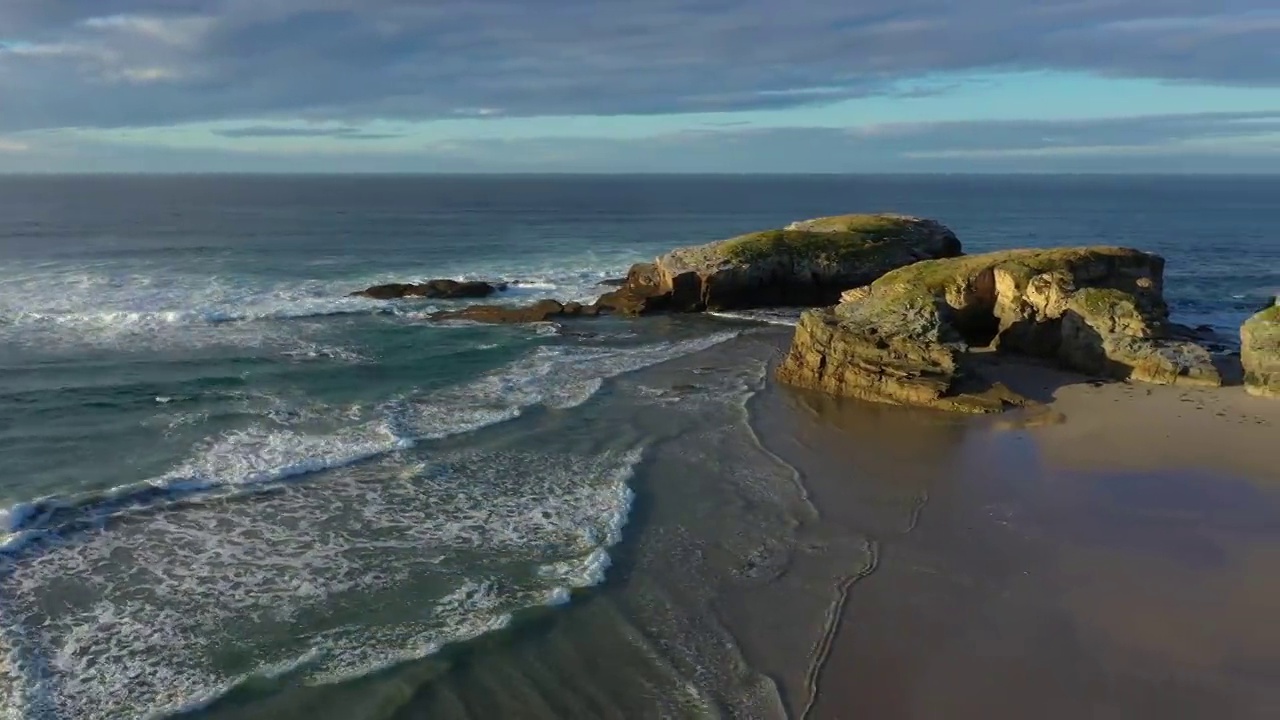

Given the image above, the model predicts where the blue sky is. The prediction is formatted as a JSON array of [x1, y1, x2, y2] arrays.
[[1, 1, 1278, 173]]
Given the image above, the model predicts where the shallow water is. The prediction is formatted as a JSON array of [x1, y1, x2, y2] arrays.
[[1, 175, 1278, 719]]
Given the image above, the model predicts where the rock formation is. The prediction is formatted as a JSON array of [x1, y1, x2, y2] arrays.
[[777, 247, 1223, 413], [425, 213, 963, 324], [1242, 300, 1280, 398], [599, 214, 962, 314], [352, 279, 504, 300]]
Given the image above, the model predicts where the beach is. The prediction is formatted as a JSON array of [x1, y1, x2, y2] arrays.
[[746, 336, 1280, 720], [2, 175, 1277, 719], [199, 330, 1280, 720]]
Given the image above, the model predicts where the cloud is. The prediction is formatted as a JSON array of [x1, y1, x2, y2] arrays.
[[0, 138, 29, 152], [424, 110, 1280, 172], [853, 111, 1280, 153], [7, 110, 1273, 173], [0, 2, 1276, 132], [212, 124, 404, 139]]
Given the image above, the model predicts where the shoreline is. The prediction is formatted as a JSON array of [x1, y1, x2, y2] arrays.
[[743, 335, 1280, 719]]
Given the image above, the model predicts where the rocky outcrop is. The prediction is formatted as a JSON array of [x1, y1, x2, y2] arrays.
[[1057, 287, 1220, 387], [1242, 301, 1280, 398], [422, 213, 962, 325], [777, 247, 1223, 412], [352, 280, 505, 300], [431, 299, 602, 324], [607, 214, 962, 314]]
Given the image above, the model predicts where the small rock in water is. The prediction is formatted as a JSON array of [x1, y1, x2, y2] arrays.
[[351, 279, 502, 300], [432, 299, 603, 324]]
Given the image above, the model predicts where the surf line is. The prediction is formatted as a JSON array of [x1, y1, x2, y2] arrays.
[[798, 537, 881, 720]]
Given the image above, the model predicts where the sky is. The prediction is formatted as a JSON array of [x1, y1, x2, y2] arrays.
[[0, 1, 1278, 173]]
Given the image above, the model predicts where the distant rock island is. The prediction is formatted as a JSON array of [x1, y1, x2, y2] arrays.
[[355, 213, 1277, 410], [597, 213, 961, 313]]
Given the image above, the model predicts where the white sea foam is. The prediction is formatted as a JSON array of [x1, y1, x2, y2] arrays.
[[387, 331, 740, 437], [0, 309, 739, 717], [0, 448, 643, 719], [0, 254, 647, 355], [0, 266, 394, 353], [0, 331, 737, 553], [707, 308, 804, 327], [280, 343, 372, 364]]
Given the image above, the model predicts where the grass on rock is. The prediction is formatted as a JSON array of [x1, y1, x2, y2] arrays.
[[717, 214, 918, 265]]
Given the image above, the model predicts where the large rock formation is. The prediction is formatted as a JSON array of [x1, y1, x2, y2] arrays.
[[352, 279, 504, 300], [602, 214, 962, 314], [1242, 300, 1280, 398], [425, 213, 963, 324], [777, 247, 1222, 412]]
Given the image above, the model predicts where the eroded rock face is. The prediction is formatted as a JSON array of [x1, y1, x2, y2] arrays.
[[1058, 287, 1220, 387], [607, 214, 962, 314], [776, 298, 1015, 413], [1242, 303, 1280, 398], [777, 247, 1222, 412], [352, 280, 504, 300]]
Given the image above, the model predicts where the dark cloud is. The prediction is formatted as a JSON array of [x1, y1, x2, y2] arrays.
[[0, 1, 1277, 131]]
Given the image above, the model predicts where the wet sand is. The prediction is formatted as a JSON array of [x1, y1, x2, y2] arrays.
[[749, 350, 1280, 720]]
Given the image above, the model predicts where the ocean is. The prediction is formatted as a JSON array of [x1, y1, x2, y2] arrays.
[[0, 175, 1277, 719]]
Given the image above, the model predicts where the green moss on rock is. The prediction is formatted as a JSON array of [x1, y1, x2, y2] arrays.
[[785, 214, 918, 234], [714, 214, 918, 264], [719, 227, 909, 265], [871, 247, 1143, 296], [1072, 287, 1137, 317], [1241, 305, 1280, 398], [642, 212, 962, 311]]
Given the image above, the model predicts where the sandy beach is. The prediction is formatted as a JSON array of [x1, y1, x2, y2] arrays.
[[748, 348, 1280, 720]]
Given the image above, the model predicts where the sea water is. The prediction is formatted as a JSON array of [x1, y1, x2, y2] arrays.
[[0, 175, 1277, 719]]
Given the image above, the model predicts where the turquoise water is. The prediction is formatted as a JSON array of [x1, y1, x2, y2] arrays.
[[0, 175, 1277, 719]]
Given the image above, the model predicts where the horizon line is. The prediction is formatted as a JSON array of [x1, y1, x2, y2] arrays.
[[2, 170, 1279, 178]]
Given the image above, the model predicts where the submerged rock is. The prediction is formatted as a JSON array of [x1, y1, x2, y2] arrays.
[[431, 299, 601, 324], [605, 214, 962, 314], [352, 279, 504, 300], [1242, 303, 1280, 398], [777, 247, 1222, 412]]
